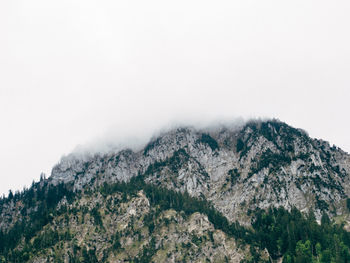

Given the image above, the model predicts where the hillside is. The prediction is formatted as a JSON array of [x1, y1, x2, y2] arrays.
[[50, 120, 350, 222], [1, 119, 350, 262]]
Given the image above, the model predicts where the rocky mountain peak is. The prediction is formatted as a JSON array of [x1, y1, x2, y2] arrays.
[[2, 119, 350, 262], [48, 119, 350, 223]]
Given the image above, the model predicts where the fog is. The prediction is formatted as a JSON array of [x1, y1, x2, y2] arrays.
[[0, 0, 349, 195], [71, 116, 248, 157]]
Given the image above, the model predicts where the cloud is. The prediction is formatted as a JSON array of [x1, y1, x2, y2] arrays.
[[69, 115, 248, 157], [0, 0, 349, 195]]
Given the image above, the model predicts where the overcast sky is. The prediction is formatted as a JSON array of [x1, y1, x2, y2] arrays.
[[0, 0, 349, 195]]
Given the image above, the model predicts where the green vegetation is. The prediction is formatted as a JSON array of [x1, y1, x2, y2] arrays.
[[237, 119, 309, 160], [236, 138, 244, 152], [90, 207, 103, 228], [228, 168, 240, 185], [347, 199, 350, 211], [2, 170, 350, 262], [100, 174, 350, 262], [252, 207, 350, 262], [0, 173, 252, 262], [249, 149, 292, 176], [0, 181, 74, 261], [144, 149, 190, 176], [199, 133, 219, 151], [143, 138, 161, 155], [99, 174, 250, 243]]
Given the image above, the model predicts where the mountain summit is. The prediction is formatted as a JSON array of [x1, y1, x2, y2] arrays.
[[1, 119, 350, 262], [51, 120, 350, 222]]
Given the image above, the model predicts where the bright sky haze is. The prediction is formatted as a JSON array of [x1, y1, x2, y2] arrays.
[[0, 0, 349, 195]]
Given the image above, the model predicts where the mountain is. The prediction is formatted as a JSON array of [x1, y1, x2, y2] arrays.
[[50, 119, 350, 222], [1, 119, 350, 262]]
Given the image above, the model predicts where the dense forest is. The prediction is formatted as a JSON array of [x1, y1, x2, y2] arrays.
[[1, 174, 350, 262], [252, 208, 350, 262]]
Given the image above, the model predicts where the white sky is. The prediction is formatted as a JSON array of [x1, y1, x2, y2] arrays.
[[0, 0, 349, 195]]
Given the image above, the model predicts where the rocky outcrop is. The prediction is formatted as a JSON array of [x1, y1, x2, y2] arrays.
[[26, 190, 250, 263], [49, 120, 350, 223]]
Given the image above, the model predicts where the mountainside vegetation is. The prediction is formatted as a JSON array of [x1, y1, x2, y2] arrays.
[[2, 174, 350, 262], [0, 176, 255, 262], [1, 119, 350, 262]]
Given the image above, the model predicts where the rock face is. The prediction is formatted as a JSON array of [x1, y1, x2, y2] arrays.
[[16, 189, 250, 263], [49, 120, 350, 223], [2, 119, 350, 262]]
